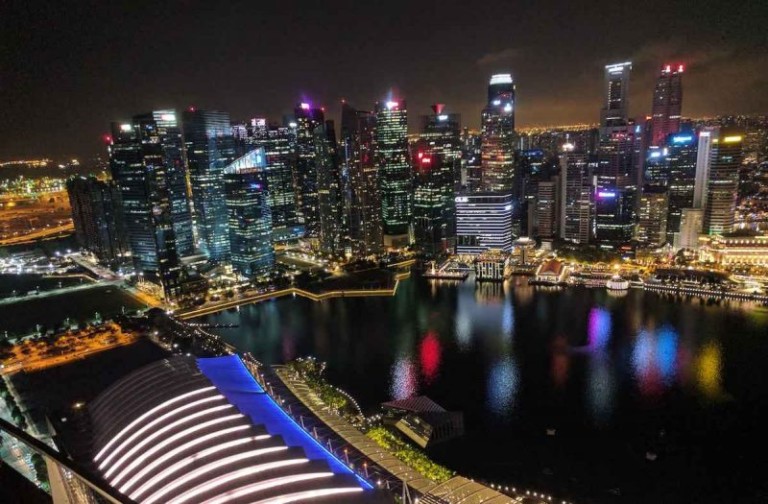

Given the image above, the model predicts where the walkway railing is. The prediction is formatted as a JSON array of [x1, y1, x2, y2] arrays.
[[0, 418, 132, 504]]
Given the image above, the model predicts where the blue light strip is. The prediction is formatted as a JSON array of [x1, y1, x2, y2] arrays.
[[196, 355, 374, 490]]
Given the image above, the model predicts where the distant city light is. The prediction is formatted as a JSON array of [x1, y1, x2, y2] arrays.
[[672, 135, 693, 143], [120, 124, 132, 132], [723, 135, 743, 143], [598, 191, 617, 198], [437, 114, 448, 121], [300, 103, 310, 110], [160, 113, 176, 122], [386, 100, 399, 110]]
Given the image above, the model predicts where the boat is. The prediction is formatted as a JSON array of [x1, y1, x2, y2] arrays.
[[606, 274, 629, 291]]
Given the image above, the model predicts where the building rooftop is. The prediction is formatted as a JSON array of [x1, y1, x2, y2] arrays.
[[88, 355, 381, 504]]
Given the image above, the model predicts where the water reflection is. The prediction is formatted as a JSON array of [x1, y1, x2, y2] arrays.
[[697, 340, 723, 399], [487, 356, 518, 419], [420, 331, 442, 384], [390, 355, 418, 400], [588, 307, 611, 349]]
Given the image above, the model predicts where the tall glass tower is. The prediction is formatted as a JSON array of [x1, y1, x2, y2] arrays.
[[224, 149, 274, 278], [600, 62, 632, 131], [342, 103, 382, 255], [480, 74, 516, 192], [375, 99, 412, 246], [704, 131, 743, 235], [414, 104, 461, 254], [294, 103, 325, 238], [108, 118, 183, 300], [182, 109, 235, 261], [649, 64, 684, 148], [133, 110, 194, 257]]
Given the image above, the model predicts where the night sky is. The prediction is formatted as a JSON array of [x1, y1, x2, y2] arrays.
[[2, 0, 767, 159]]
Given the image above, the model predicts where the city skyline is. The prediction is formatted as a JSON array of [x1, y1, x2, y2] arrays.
[[2, 0, 767, 159]]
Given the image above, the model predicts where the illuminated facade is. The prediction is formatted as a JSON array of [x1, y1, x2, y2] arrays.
[[455, 192, 513, 254], [224, 150, 274, 278], [233, 119, 302, 242], [635, 187, 669, 246], [374, 99, 412, 245], [342, 103, 382, 255], [699, 232, 768, 265], [704, 132, 743, 235], [600, 62, 632, 130], [182, 109, 236, 261], [89, 355, 376, 503], [135, 110, 194, 257], [293, 103, 325, 238], [664, 132, 697, 240], [675, 208, 703, 249], [413, 104, 461, 254], [66, 176, 128, 266], [480, 74, 516, 193], [536, 178, 559, 239], [559, 149, 592, 244], [315, 119, 344, 255], [649, 64, 684, 147], [108, 117, 183, 300]]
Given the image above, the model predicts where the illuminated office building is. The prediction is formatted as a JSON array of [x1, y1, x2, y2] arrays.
[[224, 149, 274, 277], [480, 74, 516, 193], [536, 178, 559, 239], [704, 131, 743, 235], [635, 186, 669, 246], [455, 192, 514, 254], [316, 119, 344, 255], [182, 109, 235, 261], [136, 110, 194, 257], [66, 176, 128, 266], [664, 132, 698, 240], [559, 148, 592, 244], [649, 64, 684, 147], [374, 99, 412, 246], [294, 103, 325, 238], [600, 62, 632, 130], [675, 207, 704, 249], [341, 103, 382, 255], [414, 104, 461, 253], [233, 118, 302, 242], [460, 129, 482, 191], [108, 116, 184, 300], [693, 127, 717, 209]]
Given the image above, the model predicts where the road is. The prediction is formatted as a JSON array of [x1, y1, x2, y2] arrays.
[[0, 279, 121, 306]]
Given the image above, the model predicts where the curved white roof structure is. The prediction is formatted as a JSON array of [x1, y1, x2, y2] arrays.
[[88, 356, 385, 504]]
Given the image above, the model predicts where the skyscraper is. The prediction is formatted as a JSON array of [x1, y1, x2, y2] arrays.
[[665, 132, 698, 240], [649, 64, 684, 147], [182, 109, 235, 261], [223, 149, 274, 277], [600, 62, 632, 130], [108, 118, 183, 300], [455, 193, 514, 254], [316, 119, 344, 255], [414, 104, 461, 253], [342, 103, 382, 255], [635, 187, 669, 246], [535, 178, 559, 239], [480, 74, 516, 193], [234, 118, 302, 242], [460, 129, 482, 192], [704, 131, 743, 235], [66, 176, 127, 266], [559, 148, 592, 244], [693, 128, 716, 209], [374, 99, 411, 247], [675, 208, 704, 249], [134, 110, 194, 257], [293, 103, 325, 238]]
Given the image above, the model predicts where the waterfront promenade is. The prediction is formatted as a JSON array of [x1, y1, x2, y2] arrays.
[[267, 363, 532, 503], [177, 282, 403, 319]]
